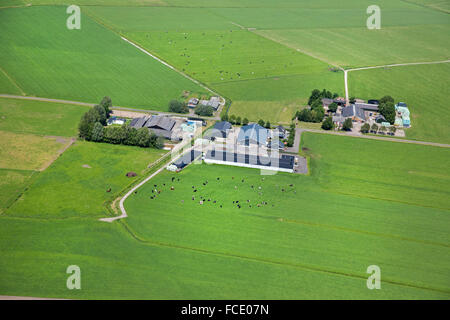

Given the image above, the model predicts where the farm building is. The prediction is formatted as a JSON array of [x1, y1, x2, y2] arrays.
[[342, 105, 366, 122], [395, 102, 411, 127], [199, 97, 221, 110], [332, 115, 345, 127], [208, 121, 232, 139], [237, 123, 269, 147], [274, 125, 287, 139], [355, 103, 379, 112], [187, 98, 199, 108], [131, 115, 184, 140], [204, 150, 295, 173], [172, 150, 202, 170], [322, 97, 346, 107]]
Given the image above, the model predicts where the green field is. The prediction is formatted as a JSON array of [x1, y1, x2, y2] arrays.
[[1, 132, 449, 299], [0, 98, 90, 137], [6, 141, 167, 218], [0, 169, 35, 213], [348, 63, 450, 144], [0, 6, 207, 111]]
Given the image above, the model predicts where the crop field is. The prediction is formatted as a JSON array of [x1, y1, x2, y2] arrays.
[[0, 133, 449, 299], [0, 6, 207, 111], [0, 169, 35, 213], [348, 63, 450, 144], [0, 98, 90, 137], [6, 141, 167, 218]]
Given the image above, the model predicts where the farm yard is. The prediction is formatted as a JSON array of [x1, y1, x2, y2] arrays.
[[0, 0, 449, 301]]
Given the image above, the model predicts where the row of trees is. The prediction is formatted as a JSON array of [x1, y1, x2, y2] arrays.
[[169, 100, 189, 114], [78, 97, 164, 149], [220, 114, 250, 126], [321, 117, 353, 131], [195, 104, 214, 117], [360, 123, 396, 135]]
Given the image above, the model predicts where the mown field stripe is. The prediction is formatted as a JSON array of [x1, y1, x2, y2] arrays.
[[118, 219, 450, 296], [0, 66, 26, 95]]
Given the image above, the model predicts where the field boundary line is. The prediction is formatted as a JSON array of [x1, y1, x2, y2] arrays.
[[0, 67, 26, 96]]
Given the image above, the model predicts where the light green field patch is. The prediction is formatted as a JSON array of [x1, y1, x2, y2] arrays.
[[0, 169, 35, 212], [0, 6, 207, 111], [348, 63, 450, 144], [257, 24, 450, 68], [405, 0, 450, 13], [6, 141, 167, 218], [0, 68, 23, 95], [229, 100, 302, 124], [30, 0, 166, 5], [0, 130, 69, 171], [0, 98, 90, 137]]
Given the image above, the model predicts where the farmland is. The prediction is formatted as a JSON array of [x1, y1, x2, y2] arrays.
[[0, 6, 207, 111], [0, 97, 90, 137], [6, 141, 167, 218], [348, 63, 450, 144], [1, 133, 449, 299]]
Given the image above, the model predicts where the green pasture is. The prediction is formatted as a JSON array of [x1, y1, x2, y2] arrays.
[[1, 215, 444, 299], [6, 141, 167, 218], [121, 133, 450, 297], [257, 24, 450, 69], [0, 6, 206, 111], [349, 63, 450, 144], [0, 98, 90, 137], [0, 169, 35, 213], [0, 69, 23, 95]]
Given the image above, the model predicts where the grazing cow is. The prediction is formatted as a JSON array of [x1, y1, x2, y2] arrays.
[[106, 188, 111, 193], [170, 186, 174, 191]]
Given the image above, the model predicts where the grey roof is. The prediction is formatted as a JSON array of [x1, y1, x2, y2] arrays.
[[130, 118, 139, 127], [342, 105, 365, 120], [321, 98, 334, 105], [145, 116, 176, 132], [205, 150, 294, 170], [237, 123, 269, 146], [276, 125, 286, 133], [213, 121, 232, 132], [332, 115, 345, 123], [131, 116, 150, 129], [355, 103, 379, 111], [173, 150, 202, 169]]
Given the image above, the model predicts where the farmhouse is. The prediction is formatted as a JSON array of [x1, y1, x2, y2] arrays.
[[199, 96, 221, 110], [204, 150, 295, 173], [342, 104, 365, 122], [355, 103, 379, 112], [188, 98, 199, 108], [131, 115, 186, 140], [237, 123, 269, 147]]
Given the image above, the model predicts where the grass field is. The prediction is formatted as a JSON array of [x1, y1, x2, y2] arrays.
[[0, 98, 90, 137], [1, 132, 449, 299], [6, 141, 167, 218], [117, 132, 450, 298], [0, 6, 207, 111], [0, 169, 35, 213], [0, 130, 70, 171], [348, 63, 450, 144]]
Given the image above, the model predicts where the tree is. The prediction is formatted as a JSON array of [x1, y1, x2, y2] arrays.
[[379, 95, 394, 105], [93, 104, 107, 126], [236, 116, 241, 125], [78, 108, 102, 140], [258, 119, 265, 127], [91, 122, 104, 142], [321, 117, 334, 130], [297, 109, 313, 122], [100, 96, 112, 117], [349, 96, 356, 104], [221, 113, 229, 122], [313, 106, 325, 122], [342, 118, 353, 131], [308, 89, 321, 106], [328, 102, 338, 113], [360, 123, 370, 134], [229, 114, 236, 125], [195, 105, 214, 117], [136, 128, 151, 147], [242, 118, 249, 125], [379, 125, 386, 135], [310, 99, 322, 110], [265, 121, 271, 129], [371, 123, 379, 133], [379, 101, 396, 124], [332, 92, 339, 99], [169, 100, 188, 114]]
